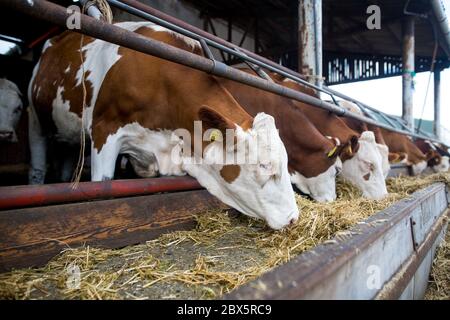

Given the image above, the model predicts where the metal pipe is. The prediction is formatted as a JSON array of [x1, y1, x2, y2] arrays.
[[402, 16, 415, 131], [298, 0, 316, 83], [434, 68, 441, 139], [0, 177, 202, 210], [430, 0, 450, 57], [313, 0, 323, 88], [108, 0, 448, 146], [2, 0, 446, 145]]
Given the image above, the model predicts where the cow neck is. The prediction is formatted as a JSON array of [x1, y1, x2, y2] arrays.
[[221, 74, 336, 177]]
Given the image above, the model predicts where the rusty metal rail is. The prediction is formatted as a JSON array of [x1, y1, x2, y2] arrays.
[[1, 0, 447, 145], [0, 176, 202, 210]]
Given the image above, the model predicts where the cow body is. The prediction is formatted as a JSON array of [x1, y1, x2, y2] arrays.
[[0, 78, 23, 142], [272, 77, 387, 200], [336, 100, 391, 178], [28, 22, 298, 229], [379, 128, 427, 175], [221, 70, 342, 202], [414, 139, 449, 173]]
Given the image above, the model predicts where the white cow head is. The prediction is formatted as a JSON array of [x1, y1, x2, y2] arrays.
[[411, 160, 427, 175], [341, 131, 388, 200], [183, 108, 299, 230], [290, 156, 342, 203], [376, 143, 390, 178], [435, 156, 450, 172], [0, 79, 23, 142]]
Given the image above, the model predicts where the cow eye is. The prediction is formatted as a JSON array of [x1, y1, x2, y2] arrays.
[[364, 161, 375, 172]]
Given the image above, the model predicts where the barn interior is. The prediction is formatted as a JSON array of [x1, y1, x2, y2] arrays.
[[0, 0, 449, 301], [0, 0, 449, 185]]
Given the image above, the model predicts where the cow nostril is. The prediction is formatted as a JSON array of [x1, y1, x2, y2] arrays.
[[0, 131, 13, 139], [290, 218, 296, 225]]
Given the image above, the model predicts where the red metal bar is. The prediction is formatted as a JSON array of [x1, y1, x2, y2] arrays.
[[0, 177, 202, 210], [27, 26, 60, 48]]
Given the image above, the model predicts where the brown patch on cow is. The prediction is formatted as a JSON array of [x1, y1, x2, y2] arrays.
[[33, 25, 253, 155], [223, 68, 339, 178], [380, 128, 426, 165], [363, 172, 371, 181], [338, 136, 360, 162], [31, 31, 95, 135], [220, 165, 241, 183], [268, 72, 362, 165], [388, 152, 401, 163]]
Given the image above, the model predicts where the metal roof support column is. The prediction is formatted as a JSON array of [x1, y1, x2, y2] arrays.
[[434, 68, 441, 139], [402, 16, 415, 132], [298, 0, 322, 88]]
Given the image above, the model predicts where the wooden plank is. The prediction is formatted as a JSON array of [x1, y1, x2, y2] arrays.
[[0, 190, 227, 272], [224, 183, 448, 300]]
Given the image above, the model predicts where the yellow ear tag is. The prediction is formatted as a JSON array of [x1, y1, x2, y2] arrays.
[[327, 146, 338, 158], [347, 145, 353, 154], [209, 129, 222, 142]]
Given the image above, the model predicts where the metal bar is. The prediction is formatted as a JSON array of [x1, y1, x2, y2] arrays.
[[434, 68, 441, 138], [298, 0, 316, 82], [3, 0, 446, 146], [199, 38, 214, 61], [431, 0, 450, 56], [402, 16, 415, 131], [0, 177, 202, 210], [313, 0, 323, 87], [109, 0, 447, 145]]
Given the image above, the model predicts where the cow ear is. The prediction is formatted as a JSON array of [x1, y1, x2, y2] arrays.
[[338, 135, 359, 160], [424, 150, 435, 161], [388, 152, 400, 163], [198, 106, 235, 136]]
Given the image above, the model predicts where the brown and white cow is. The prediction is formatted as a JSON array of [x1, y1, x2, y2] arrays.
[[379, 128, 428, 175], [28, 21, 299, 230], [335, 100, 391, 178], [0, 78, 23, 142], [414, 139, 449, 173], [221, 69, 343, 202], [272, 76, 387, 200]]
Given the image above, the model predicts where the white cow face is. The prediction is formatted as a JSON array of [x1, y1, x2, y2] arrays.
[[341, 131, 388, 200], [411, 160, 427, 175], [290, 157, 342, 203], [376, 143, 390, 178], [0, 79, 23, 142], [183, 108, 299, 230], [432, 155, 449, 173]]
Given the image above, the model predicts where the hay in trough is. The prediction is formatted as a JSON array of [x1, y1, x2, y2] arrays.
[[424, 225, 450, 300], [1, 173, 449, 299]]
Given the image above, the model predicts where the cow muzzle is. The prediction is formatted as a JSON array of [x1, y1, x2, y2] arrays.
[[0, 130, 16, 142]]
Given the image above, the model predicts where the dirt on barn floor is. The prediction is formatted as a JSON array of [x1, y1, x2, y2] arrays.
[[424, 225, 450, 300], [1, 173, 449, 300]]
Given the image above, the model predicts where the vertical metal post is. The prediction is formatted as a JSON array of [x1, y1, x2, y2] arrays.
[[434, 68, 441, 139], [313, 0, 322, 88], [402, 16, 415, 131], [298, 0, 322, 87]]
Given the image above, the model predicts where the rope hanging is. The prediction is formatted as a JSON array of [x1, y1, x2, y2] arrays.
[[71, 0, 113, 187]]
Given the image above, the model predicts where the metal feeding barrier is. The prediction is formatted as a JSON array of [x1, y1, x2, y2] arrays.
[[108, 0, 448, 146], [2, 0, 448, 147]]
